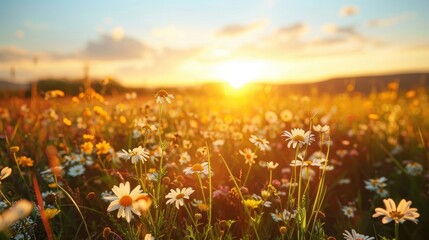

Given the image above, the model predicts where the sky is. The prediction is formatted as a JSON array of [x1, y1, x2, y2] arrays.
[[1, 0, 429, 87]]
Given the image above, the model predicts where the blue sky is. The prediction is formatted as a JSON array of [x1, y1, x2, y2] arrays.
[[1, 0, 429, 87]]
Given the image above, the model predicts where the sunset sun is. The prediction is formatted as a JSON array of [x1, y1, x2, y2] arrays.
[[216, 60, 267, 89]]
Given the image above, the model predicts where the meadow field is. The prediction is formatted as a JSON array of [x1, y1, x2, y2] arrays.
[[0, 80, 427, 240]]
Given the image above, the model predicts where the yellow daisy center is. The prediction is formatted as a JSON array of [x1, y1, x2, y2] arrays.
[[119, 195, 133, 207], [389, 211, 404, 220], [292, 135, 305, 142], [156, 90, 168, 98], [191, 163, 204, 172], [175, 193, 185, 200]]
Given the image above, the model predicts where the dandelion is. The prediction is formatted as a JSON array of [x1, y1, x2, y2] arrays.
[[0, 167, 12, 183], [343, 229, 374, 240], [282, 128, 315, 149], [16, 156, 34, 167], [165, 187, 195, 209], [96, 141, 111, 155], [372, 198, 419, 224], [239, 148, 257, 166], [249, 135, 270, 151], [117, 146, 150, 164], [155, 90, 174, 104], [103, 182, 146, 222]]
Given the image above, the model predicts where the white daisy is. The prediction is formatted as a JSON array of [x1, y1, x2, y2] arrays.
[[155, 90, 174, 104], [282, 128, 315, 149], [266, 161, 279, 170], [249, 135, 270, 151], [183, 162, 211, 176], [103, 182, 145, 222], [239, 148, 257, 166], [179, 152, 191, 165], [68, 165, 85, 177], [313, 124, 330, 133], [343, 229, 374, 240], [117, 146, 150, 164], [165, 187, 195, 209]]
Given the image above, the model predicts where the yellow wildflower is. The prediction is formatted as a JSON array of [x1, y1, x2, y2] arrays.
[[45, 208, 61, 219], [17, 156, 34, 167], [81, 142, 94, 154], [63, 117, 72, 127], [96, 141, 111, 155], [243, 199, 263, 209]]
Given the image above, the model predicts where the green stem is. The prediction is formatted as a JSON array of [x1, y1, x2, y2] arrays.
[[395, 222, 399, 240], [56, 184, 91, 239], [197, 174, 207, 204], [220, 154, 260, 240]]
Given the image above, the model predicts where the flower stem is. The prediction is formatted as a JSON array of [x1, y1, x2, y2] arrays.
[[395, 222, 399, 240]]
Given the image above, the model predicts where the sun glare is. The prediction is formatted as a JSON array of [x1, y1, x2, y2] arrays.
[[216, 60, 267, 89]]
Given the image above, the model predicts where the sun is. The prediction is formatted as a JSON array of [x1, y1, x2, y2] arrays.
[[215, 60, 266, 89]]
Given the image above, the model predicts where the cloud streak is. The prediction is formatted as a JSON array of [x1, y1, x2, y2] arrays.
[[367, 13, 414, 27]]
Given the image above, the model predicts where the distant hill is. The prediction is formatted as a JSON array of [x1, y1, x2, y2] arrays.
[[272, 72, 429, 94], [0, 72, 428, 98]]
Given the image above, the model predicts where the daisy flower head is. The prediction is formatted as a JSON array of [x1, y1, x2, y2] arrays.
[[372, 198, 419, 224], [364, 177, 387, 191], [0, 167, 12, 182], [165, 187, 195, 209], [183, 162, 211, 176], [103, 182, 145, 222], [239, 148, 257, 166], [313, 124, 330, 134], [179, 152, 191, 165], [117, 146, 150, 164], [266, 161, 279, 170], [155, 90, 174, 104], [342, 205, 356, 218], [249, 135, 271, 151], [282, 128, 315, 149], [343, 229, 374, 240], [68, 165, 85, 177]]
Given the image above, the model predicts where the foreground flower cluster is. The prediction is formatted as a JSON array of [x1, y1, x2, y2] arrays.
[[0, 82, 426, 239]]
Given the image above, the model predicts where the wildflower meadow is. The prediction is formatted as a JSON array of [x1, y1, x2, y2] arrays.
[[0, 80, 427, 240]]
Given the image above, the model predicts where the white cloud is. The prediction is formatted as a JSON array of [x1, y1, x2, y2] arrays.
[[340, 6, 359, 17], [368, 13, 414, 27], [81, 34, 152, 60], [111, 27, 124, 41], [216, 19, 269, 37]]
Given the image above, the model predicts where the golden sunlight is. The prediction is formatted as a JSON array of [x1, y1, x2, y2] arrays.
[[215, 60, 268, 89]]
